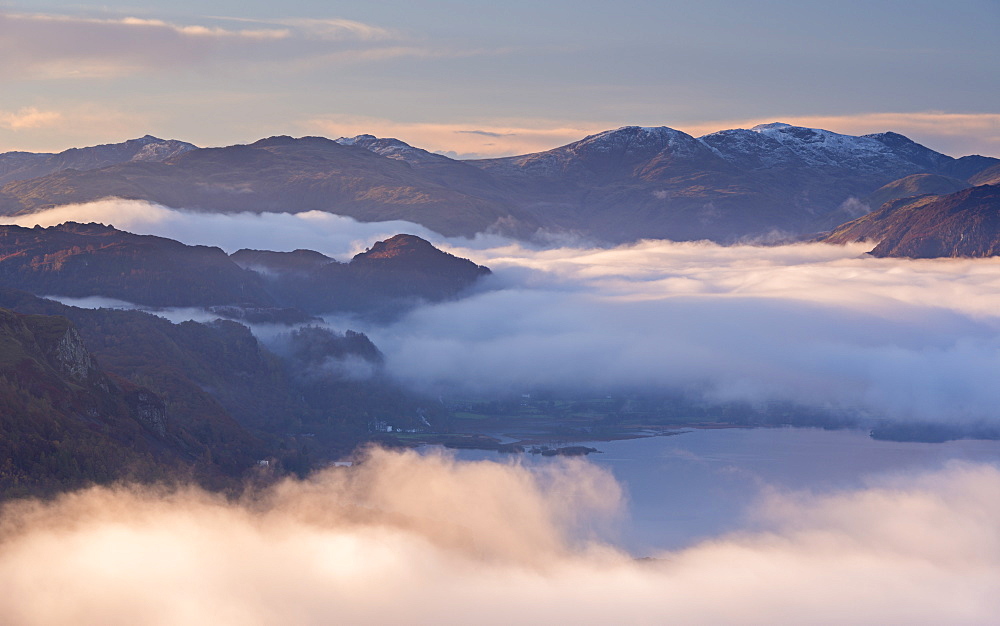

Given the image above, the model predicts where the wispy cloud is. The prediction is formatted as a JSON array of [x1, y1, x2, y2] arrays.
[[205, 15, 397, 41], [0, 105, 151, 151], [457, 130, 518, 138], [270, 17, 395, 41], [303, 115, 610, 158], [0, 10, 413, 80], [4, 12, 291, 40], [0, 201, 437, 261], [0, 107, 63, 131]]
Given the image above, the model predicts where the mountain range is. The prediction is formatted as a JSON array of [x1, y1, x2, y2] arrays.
[[2, 125, 996, 244]]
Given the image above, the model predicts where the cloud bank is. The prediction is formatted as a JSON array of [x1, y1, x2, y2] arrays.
[[365, 239, 1000, 424], [0, 200, 442, 261], [9, 202, 1000, 425], [0, 449, 997, 624]]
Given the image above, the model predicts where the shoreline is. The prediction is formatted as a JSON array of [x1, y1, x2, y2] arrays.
[[380, 422, 757, 455]]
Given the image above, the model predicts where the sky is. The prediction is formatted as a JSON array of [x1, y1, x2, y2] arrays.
[[1, 0, 998, 157]]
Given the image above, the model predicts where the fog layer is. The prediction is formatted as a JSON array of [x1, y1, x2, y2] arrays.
[[9, 201, 1000, 424], [0, 199, 444, 260], [1, 449, 998, 625], [367, 239, 1000, 423]]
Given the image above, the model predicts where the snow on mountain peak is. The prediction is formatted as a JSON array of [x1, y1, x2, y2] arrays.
[[335, 134, 450, 165], [726, 123, 912, 169], [751, 122, 792, 132], [577, 125, 706, 158], [129, 137, 196, 162]]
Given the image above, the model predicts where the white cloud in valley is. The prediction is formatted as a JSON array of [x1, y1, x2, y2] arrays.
[[0, 199, 442, 261], [367, 239, 1000, 425], [9, 201, 1000, 425], [0, 448, 998, 624]]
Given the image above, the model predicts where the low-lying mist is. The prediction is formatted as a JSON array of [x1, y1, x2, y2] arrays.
[[1, 448, 998, 624], [12, 199, 1000, 427], [0, 199, 445, 260], [367, 240, 1000, 425]]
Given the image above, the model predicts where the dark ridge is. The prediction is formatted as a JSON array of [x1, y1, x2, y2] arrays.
[[0, 222, 274, 307], [231, 248, 334, 272]]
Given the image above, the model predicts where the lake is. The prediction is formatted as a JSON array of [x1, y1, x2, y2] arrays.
[[447, 427, 1000, 555]]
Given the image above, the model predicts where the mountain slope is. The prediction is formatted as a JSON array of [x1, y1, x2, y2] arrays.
[[865, 173, 971, 209], [969, 163, 1000, 187], [822, 184, 1000, 258], [0, 286, 445, 492], [0, 305, 250, 497]]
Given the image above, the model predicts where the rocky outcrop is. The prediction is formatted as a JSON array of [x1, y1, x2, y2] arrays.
[[124, 387, 167, 437], [0, 222, 275, 307], [48, 325, 97, 383]]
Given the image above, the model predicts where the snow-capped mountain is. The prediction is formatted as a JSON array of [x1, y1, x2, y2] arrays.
[[2, 124, 997, 244], [700, 122, 998, 183], [473, 126, 727, 180], [335, 134, 451, 166], [460, 122, 998, 241], [701, 122, 926, 173]]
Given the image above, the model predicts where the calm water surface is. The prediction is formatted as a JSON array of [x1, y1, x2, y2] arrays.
[[447, 427, 1000, 554]]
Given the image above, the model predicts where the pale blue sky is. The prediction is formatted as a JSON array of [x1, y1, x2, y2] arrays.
[[1, 0, 998, 156]]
